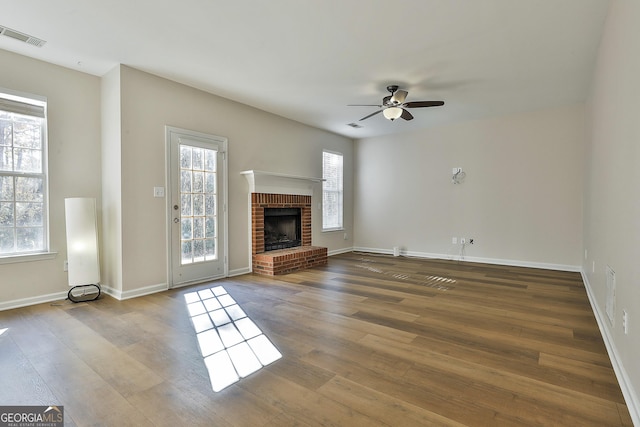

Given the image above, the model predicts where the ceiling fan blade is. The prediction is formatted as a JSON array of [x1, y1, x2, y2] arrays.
[[401, 109, 414, 121], [404, 101, 445, 108], [359, 109, 384, 121], [391, 90, 408, 104], [348, 104, 383, 107]]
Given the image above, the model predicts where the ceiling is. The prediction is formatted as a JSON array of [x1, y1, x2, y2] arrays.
[[2, 0, 611, 139]]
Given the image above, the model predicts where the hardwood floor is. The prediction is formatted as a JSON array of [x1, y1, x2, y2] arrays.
[[0, 252, 633, 426]]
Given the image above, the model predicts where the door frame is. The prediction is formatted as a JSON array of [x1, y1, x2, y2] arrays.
[[165, 125, 229, 288]]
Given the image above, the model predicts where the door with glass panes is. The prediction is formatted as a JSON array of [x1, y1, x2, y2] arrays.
[[167, 127, 227, 287]]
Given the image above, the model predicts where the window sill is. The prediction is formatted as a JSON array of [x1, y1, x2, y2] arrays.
[[322, 228, 345, 233], [0, 252, 58, 265]]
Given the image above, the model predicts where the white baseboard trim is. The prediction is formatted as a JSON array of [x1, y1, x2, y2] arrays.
[[352, 247, 581, 272], [581, 270, 640, 426], [328, 247, 354, 257], [101, 282, 167, 301], [229, 267, 251, 277], [0, 290, 68, 311]]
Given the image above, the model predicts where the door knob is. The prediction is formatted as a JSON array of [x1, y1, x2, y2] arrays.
[[173, 218, 180, 223]]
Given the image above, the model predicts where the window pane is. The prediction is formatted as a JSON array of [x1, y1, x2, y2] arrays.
[[181, 194, 192, 216], [13, 119, 41, 149], [0, 93, 47, 256], [179, 144, 217, 265], [193, 171, 204, 193], [322, 151, 343, 230], [0, 202, 14, 226], [205, 217, 215, 238], [0, 120, 11, 146], [181, 217, 193, 239], [16, 202, 42, 226], [15, 177, 43, 202], [194, 217, 205, 239], [206, 172, 216, 193], [192, 148, 203, 170], [182, 241, 193, 264], [0, 176, 13, 201], [0, 146, 12, 171], [193, 239, 205, 261], [180, 145, 192, 169], [205, 150, 216, 172], [205, 239, 216, 260], [13, 148, 41, 173], [16, 227, 43, 252], [181, 170, 192, 193], [193, 194, 204, 216], [0, 227, 14, 253], [205, 195, 215, 215]]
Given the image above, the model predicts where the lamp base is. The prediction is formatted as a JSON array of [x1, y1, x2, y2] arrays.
[[68, 284, 101, 303]]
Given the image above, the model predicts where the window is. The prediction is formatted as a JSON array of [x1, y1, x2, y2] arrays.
[[322, 150, 343, 230], [0, 90, 48, 257]]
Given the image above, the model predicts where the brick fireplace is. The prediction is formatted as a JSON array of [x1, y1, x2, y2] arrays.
[[251, 193, 327, 275]]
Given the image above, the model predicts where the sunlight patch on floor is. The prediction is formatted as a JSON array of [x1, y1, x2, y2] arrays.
[[355, 259, 455, 291], [184, 286, 281, 392]]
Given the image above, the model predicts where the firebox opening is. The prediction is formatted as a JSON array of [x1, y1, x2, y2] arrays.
[[264, 208, 302, 251]]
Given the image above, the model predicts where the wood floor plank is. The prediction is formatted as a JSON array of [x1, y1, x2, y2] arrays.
[[317, 375, 468, 427], [0, 252, 631, 426], [0, 332, 58, 406]]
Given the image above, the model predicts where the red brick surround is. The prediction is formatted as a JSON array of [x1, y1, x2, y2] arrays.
[[251, 193, 327, 275], [254, 246, 328, 276]]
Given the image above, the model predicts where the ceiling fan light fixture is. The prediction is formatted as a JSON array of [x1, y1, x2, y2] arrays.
[[383, 107, 403, 121]]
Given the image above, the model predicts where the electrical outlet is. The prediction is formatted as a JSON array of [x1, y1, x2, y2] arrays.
[[622, 310, 629, 334], [64, 260, 68, 272], [584, 249, 588, 260], [592, 261, 595, 273], [343, 232, 348, 240], [452, 237, 457, 244], [460, 238, 466, 244]]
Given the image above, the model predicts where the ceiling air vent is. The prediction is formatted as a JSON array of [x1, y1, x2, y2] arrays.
[[0, 25, 46, 47], [347, 122, 363, 129]]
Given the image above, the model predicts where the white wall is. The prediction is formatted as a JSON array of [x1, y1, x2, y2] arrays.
[[583, 0, 640, 420], [354, 104, 585, 269], [100, 66, 123, 295], [0, 56, 353, 306], [113, 66, 353, 295], [0, 49, 101, 307]]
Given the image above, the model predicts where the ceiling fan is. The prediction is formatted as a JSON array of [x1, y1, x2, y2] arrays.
[[349, 85, 444, 122]]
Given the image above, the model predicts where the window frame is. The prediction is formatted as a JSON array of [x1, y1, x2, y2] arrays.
[[0, 87, 52, 263], [321, 149, 344, 232]]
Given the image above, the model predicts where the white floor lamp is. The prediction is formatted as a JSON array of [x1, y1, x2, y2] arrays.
[[65, 197, 101, 302]]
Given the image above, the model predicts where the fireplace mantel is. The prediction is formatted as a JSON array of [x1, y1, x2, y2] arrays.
[[241, 170, 324, 196]]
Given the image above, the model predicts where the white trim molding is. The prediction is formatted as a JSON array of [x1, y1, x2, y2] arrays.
[[0, 290, 67, 311], [101, 282, 168, 301], [581, 270, 640, 426], [229, 267, 251, 277], [328, 247, 354, 257], [352, 247, 581, 272], [241, 170, 324, 196]]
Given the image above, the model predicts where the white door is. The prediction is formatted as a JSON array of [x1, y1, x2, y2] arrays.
[[166, 127, 227, 287]]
